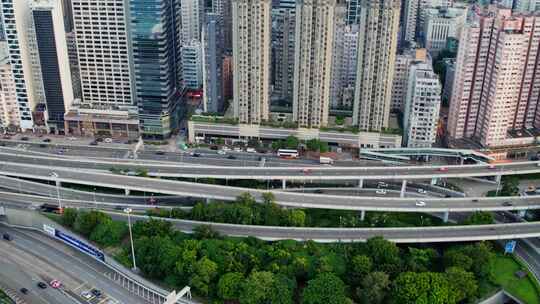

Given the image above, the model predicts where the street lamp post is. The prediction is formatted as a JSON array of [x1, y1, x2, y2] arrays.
[[49, 172, 62, 210], [124, 208, 137, 271]]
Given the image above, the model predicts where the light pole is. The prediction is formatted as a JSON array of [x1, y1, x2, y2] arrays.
[[49, 172, 62, 210], [124, 208, 137, 272], [93, 187, 97, 209]]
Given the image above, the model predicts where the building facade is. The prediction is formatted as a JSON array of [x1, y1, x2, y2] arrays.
[[202, 13, 223, 113], [129, 0, 183, 139], [72, 0, 132, 108], [391, 48, 429, 111], [180, 0, 203, 43], [402, 0, 453, 45], [272, 0, 296, 102], [32, 0, 74, 131], [403, 62, 441, 148], [292, 0, 336, 128], [182, 42, 203, 90], [353, 0, 401, 131], [423, 6, 467, 56], [0, 42, 19, 129], [232, 0, 272, 124], [448, 6, 540, 147]]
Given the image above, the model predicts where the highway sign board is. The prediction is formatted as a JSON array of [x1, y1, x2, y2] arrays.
[[505, 240, 517, 254], [55, 229, 105, 261]]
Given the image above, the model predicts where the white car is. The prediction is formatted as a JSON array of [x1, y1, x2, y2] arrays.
[[246, 147, 256, 153], [222, 146, 231, 151], [375, 189, 387, 195], [233, 147, 242, 152], [68, 137, 77, 141], [377, 182, 388, 188], [104, 138, 112, 143], [415, 200, 426, 207], [81, 291, 94, 300], [417, 188, 427, 194], [217, 150, 226, 155]]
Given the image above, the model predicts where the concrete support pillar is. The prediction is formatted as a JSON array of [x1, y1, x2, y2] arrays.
[[460, 157, 464, 165], [360, 210, 366, 221], [400, 180, 407, 198], [282, 179, 286, 190], [205, 198, 211, 204], [443, 211, 449, 223], [518, 210, 527, 218], [431, 177, 438, 185], [125, 189, 130, 196], [55, 180, 61, 187], [358, 179, 364, 188], [495, 174, 502, 183]]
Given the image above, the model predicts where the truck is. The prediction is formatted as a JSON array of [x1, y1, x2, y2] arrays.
[[319, 156, 334, 165]]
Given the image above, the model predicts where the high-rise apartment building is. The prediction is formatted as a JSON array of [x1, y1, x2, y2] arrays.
[[202, 13, 223, 113], [181, 0, 204, 43], [212, 0, 233, 52], [353, 0, 401, 131], [346, 0, 360, 24], [32, 0, 74, 130], [182, 42, 203, 90], [391, 48, 429, 111], [403, 61, 441, 148], [129, 0, 183, 139], [0, 42, 19, 129], [222, 55, 233, 102], [232, 0, 272, 124], [272, 0, 296, 102], [0, 0, 37, 129], [72, 0, 132, 108], [515, 0, 540, 12], [292, 0, 336, 128], [448, 6, 540, 147]]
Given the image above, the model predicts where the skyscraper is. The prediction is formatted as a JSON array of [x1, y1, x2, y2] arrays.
[[181, 0, 204, 43], [403, 61, 441, 148], [0, 42, 19, 129], [272, 0, 296, 102], [202, 13, 223, 113], [232, 0, 272, 124], [212, 0, 233, 52], [129, 0, 183, 139], [448, 6, 540, 147], [346, 0, 360, 24], [353, 0, 401, 131], [292, 0, 336, 128], [32, 0, 74, 131], [402, 0, 452, 45], [72, 0, 132, 108], [0, 0, 37, 129]]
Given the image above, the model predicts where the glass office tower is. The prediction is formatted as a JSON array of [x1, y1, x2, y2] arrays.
[[129, 0, 183, 139]]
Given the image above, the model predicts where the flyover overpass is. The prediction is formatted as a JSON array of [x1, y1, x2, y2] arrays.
[[0, 161, 539, 214], [0, 151, 539, 181], [2, 202, 540, 243]]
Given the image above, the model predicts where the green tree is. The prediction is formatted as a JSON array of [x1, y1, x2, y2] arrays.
[[443, 250, 473, 271], [445, 267, 478, 302], [365, 237, 401, 272], [302, 273, 350, 304], [61, 208, 78, 227], [405, 247, 438, 272], [217, 272, 244, 301], [285, 136, 299, 149], [239, 271, 294, 304], [349, 255, 372, 285], [463, 212, 494, 225], [356, 272, 390, 304], [132, 218, 173, 237], [89, 218, 127, 247], [73, 210, 109, 237], [393, 272, 457, 304], [287, 210, 306, 227], [190, 257, 218, 296]]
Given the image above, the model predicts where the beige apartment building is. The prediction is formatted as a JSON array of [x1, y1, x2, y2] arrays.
[[232, 0, 272, 124], [292, 0, 336, 128], [353, 0, 401, 131]]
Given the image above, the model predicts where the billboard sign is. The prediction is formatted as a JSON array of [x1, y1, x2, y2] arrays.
[[55, 229, 105, 261]]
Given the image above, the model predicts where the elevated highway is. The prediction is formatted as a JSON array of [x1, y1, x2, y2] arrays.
[[2, 202, 540, 243], [0, 161, 539, 213], [0, 151, 539, 181]]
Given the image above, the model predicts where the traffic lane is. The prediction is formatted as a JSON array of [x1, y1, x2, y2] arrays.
[[107, 212, 540, 243], [0, 235, 81, 304], [516, 239, 540, 280], [1, 151, 539, 178], [0, 161, 539, 212], [0, 174, 195, 205], [5, 228, 148, 304]]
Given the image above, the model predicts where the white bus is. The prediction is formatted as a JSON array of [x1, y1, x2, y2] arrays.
[[277, 149, 299, 158]]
